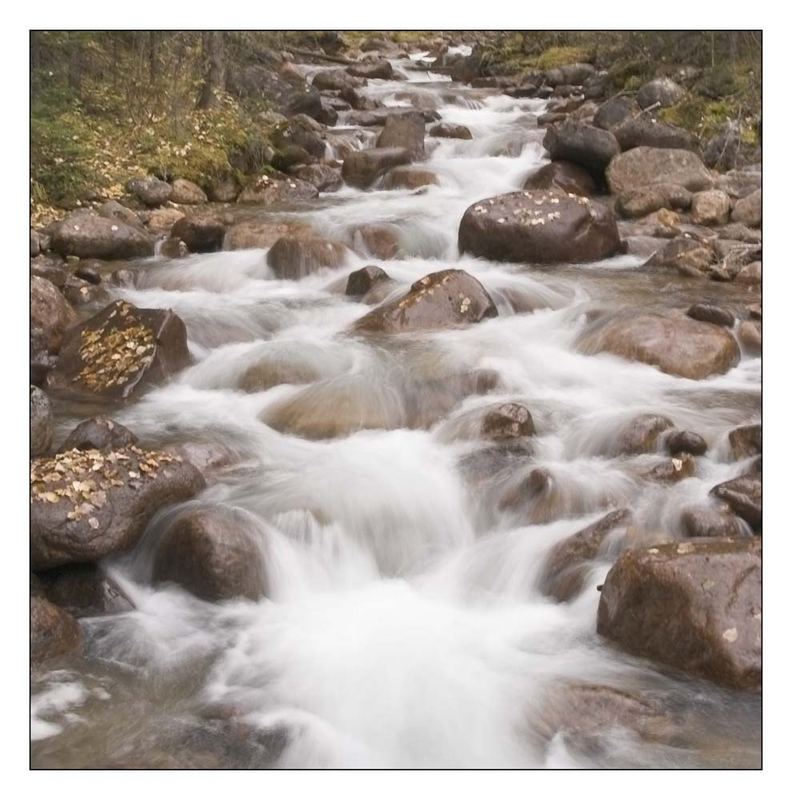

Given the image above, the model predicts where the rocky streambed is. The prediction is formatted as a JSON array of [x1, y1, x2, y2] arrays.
[[30, 42, 761, 769]]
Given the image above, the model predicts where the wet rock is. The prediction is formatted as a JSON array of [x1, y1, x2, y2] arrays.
[[617, 184, 692, 218], [737, 320, 761, 354], [60, 417, 138, 452], [376, 113, 426, 159], [349, 224, 401, 260], [159, 238, 189, 259], [31, 385, 54, 456], [237, 172, 319, 205], [97, 199, 142, 228], [539, 509, 632, 602], [347, 60, 394, 80], [353, 269, 497, 334], [597, 538, 761, 690], [523, 161, 596, 197], [127, 176, 172, 207], [578, 310, 740, 379], [612, 413, 673, 455], [606, 147, 713, 195], [63, 275, 109, 307], [290, 164, 343, 193], [380, 166, 438, 190], [430, 122, 473, 139], [31, 254, 68, 288], [223, 219, 313, 251], [665, 430, 708, 456], [142, 207, 185, 235], [271, 114, 326, 160], [152, 506, 267, 602], [31, 229, 47, 256], [170, 178, 208, 205], [74, 262, 104, 285], [40, 563, 133, 617], [31, 276, 76, 354], [729, 424, 761, 460], [646, 236, 719, 276], [691, 190, 731, 226], [593, 94, 639, 131], [30, 445, 206, 569], [340, 85, 380, 110], [48, 300, 191, 402], [731, 189, 761, 228], [686, 303, 735, 327], [643, 453, 696, 483], [480, 403, 535, 441], [31, 595, 83, 665], [312, 69, 365, 92], [680, 504, 750, 539], [710, 476, 761, 531], [543, 121, 620, 176], [613, 116, 696, 152], [458, 189, 622, 265], [31, 328, 58, 387], [266, 235, 348, 280], [734, 261, 761, 285], [50, 210, 155, 260], [342, 147, 413, 189], [208, 174, 240, 203], [346, 266, 391, 297], [170, 214, 226, 253], [636, 77, 685, 109]]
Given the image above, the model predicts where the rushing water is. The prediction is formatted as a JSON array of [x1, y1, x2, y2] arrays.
[[32, 51, 761, 769]]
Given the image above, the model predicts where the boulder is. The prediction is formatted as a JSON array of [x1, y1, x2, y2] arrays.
[[539, 509, 632, 602], [30, 445, 205, 570], [347, 60, 394, 80], [31, 276, 76, 353], [98, 200, 142, 228], [50, 210, 155, 260], [606, 147, 713, 194], [429, 122, 473, 139], [237, 173, 319, 205], [686, 303, 735, 327], [341, 147, 413, 189], [480, 403, 535, 440], [729, 424, 761, 460], [613, 116, 696, 152], [224, 219, 313, 250], [31, 595, 82, 665], [345, 266, 392, 298], [665, 429, 708, 456], [735, 261, 761, 285], [152, 506, 267, 602], [617, 184, 692, 218], [643, 453, 696, 483], [458, 189, 622, 264], [380, 166, 438, 190], [543, 121, 620, 176], [578, 310, 740, 379], [738, 320, 762, 354], [711, 475, 761, 531], [31, 328, 58, 387], [31, 254, 68, 288], [143, 206, 185, 235], [60, 417, 138, 452], [376, 113, 426, 159], [592, 95, 639, 131], [717, 169, 761, 200], [680, 504, 749, 539], [271, 114, 326, 159], [646, 236, 719, 277], [48, 300, 191, 402], [312, 69, 365, 92], [208, 174, 240, 203], [159, 238, 189, 259], [636, 77, 685, 109], [266, 236, 348, 280], [691, 190, 731, 226], [290, 164, 343, 193], [612, 413, 673, 455], [127, 176, 172, 207], [340, 85, 380, 110], [353, 269, 497, 334], [40, 563, 133, 618], [170, 214, 226, 253], [597, 538, 761, 690], [170, 178, 208, 205], [31, 386, 54, 456], [349, 224, 401, 259], [731, 189, 761, 228], [523, 161, 596, 197]]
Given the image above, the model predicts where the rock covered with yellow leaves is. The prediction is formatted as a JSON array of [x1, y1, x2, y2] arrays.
[[48, 300, 190, 402], [31, 445, 206, 569]]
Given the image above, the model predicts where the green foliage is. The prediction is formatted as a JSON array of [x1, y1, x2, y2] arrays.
[[532, 46, 592, 70]]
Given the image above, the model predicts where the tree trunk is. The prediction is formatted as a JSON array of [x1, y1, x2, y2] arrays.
[[198, 31, 226, 110]]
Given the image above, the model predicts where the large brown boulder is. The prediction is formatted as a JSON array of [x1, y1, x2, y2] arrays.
[[266, 235, 348, 280], [291, 163, 343, 193], [578, 310, 740, 379], [592, 94, 639, 131], [729, 424, 761, 459], [606, 147, 713, 195], [543, 121, 620, 176], [636, 77, 684, 109], [48, 300, 191, 402], [611, 413, 673, 455], [170, 214, 226, 253], [30, 445, 206, 570], [480, 403, 535, 440], [380, 166, 438, 190], [237, 173, 319, 205], [731, 189, 761, 228], [353, 269, 497, 334], [597, 538, 761, 690], [127, 176, 172, 207], [691, 190, 731, 226], [710, 475, 761, 532], [430, 122, 473, 139], [152, 506, 267, 602], [312, 69, 366, 92], [170, 178, 208, 205], [645, 236, 720, 277], [347, 60, 394, 80], [31, 595, 83, 665], [223, 219, 313, 250], [349, 224, 402, 260], [523, 161, 596, 197], [271, 114, 326, 160], [31, 386, 54, 457], [613, 116, 696, 152], [41, 563, 133, 618], [31, 276, 76, 353], [458, 189, 622, 264], [617, 184, 692, 218], [60, 417, 138, 452], [341, 147, 413, 189], [50, 210, 155, 260], [376, 113, 426, 158], [539, 509, 632, 602]]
